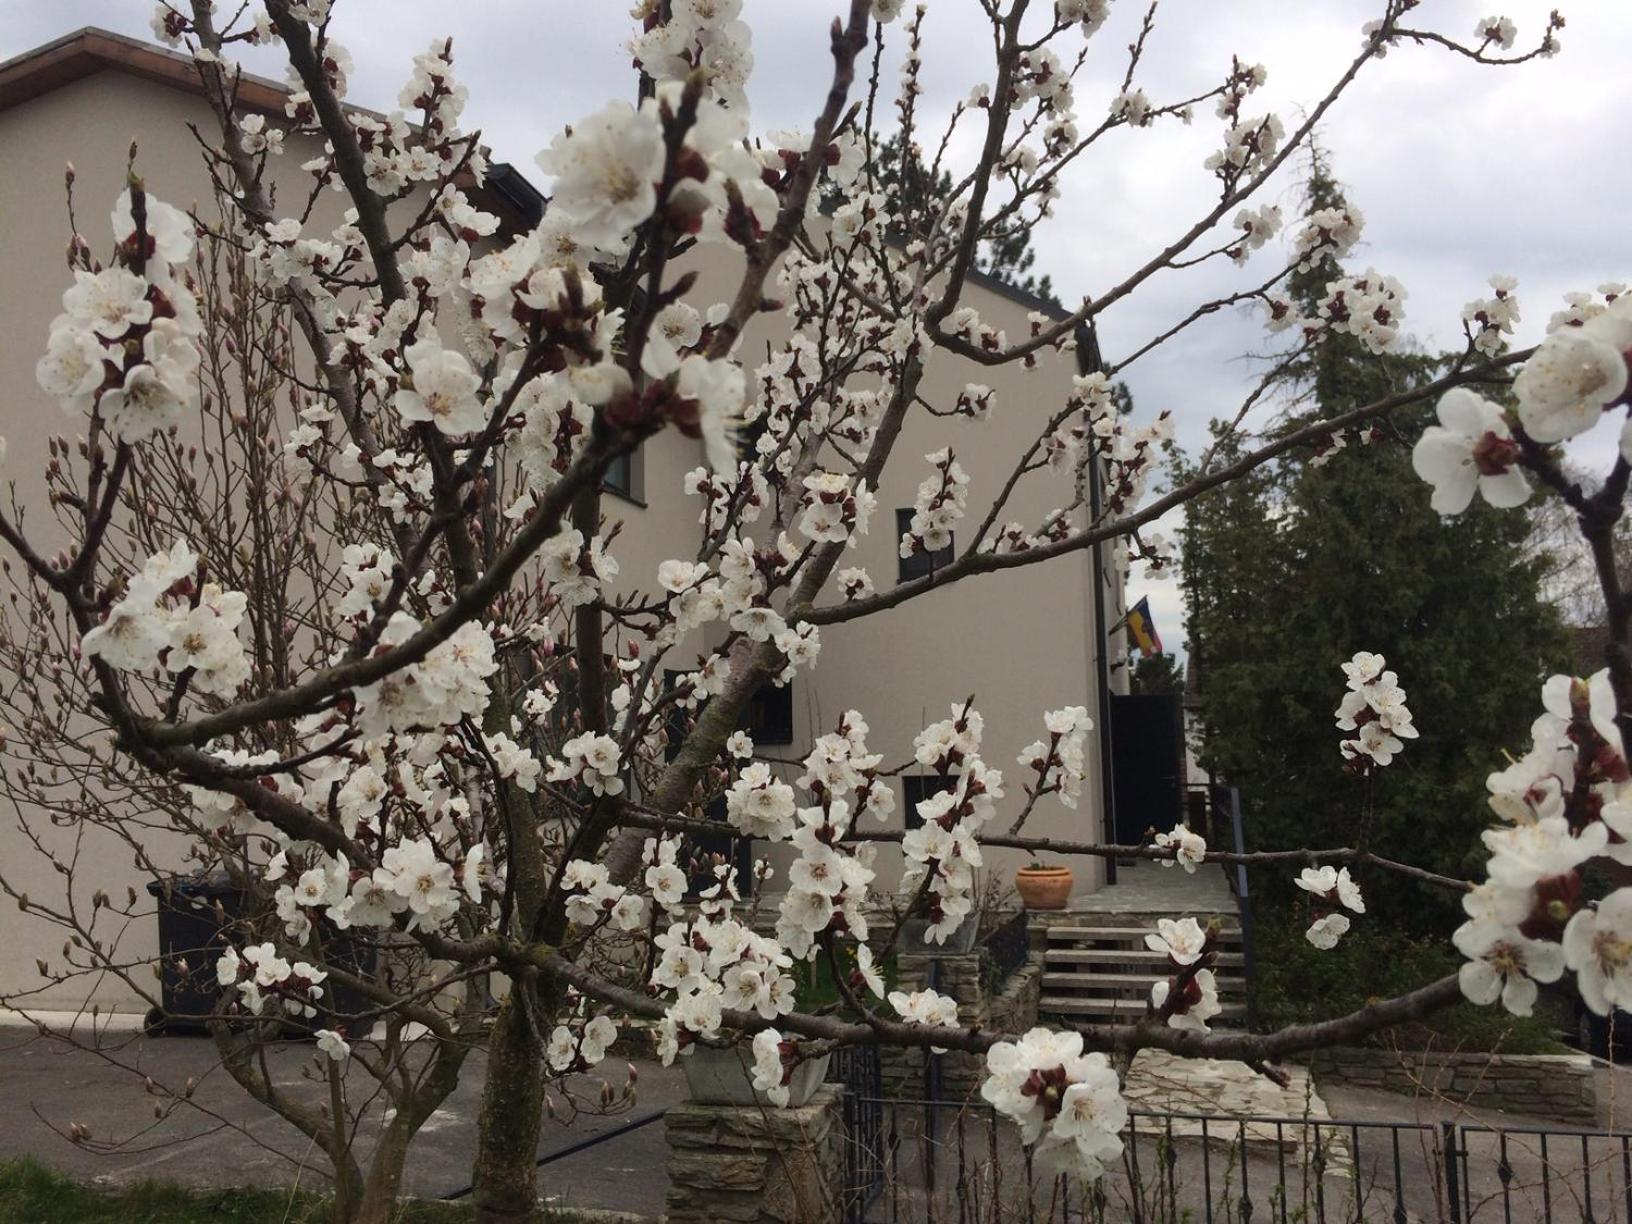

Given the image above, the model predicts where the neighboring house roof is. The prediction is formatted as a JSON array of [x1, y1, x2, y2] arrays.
[[0, 27, 1070, 319], [0, 26, 542, 231]]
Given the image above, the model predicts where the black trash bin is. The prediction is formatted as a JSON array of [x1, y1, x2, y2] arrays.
[[146, 871, 378, 1036], [1576, 998, 1632, 1062]]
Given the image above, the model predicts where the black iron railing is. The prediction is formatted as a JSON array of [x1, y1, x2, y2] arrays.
[[834, 1092, 1632, 1224], [1188, 780, 1259, 1031]]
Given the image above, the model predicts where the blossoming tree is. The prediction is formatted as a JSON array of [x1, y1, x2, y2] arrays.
[[4, 0, 1626, 1220]]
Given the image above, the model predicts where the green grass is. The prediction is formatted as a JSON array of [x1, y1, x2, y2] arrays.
[[0, 1158, 618, 1224]]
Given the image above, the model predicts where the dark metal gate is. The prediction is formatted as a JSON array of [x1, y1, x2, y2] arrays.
[[830, 1044, 886, 1223]]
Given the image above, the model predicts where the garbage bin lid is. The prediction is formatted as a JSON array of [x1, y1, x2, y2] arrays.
[[145, 868, 238, 898]]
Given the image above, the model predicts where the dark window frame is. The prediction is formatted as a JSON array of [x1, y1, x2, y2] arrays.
[[896, 508, 953, 583], [602, 450, 636, 501], [901, 774, 957, 830]]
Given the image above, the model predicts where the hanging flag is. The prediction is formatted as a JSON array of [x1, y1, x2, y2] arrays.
[[1126, 597, 1163, 659]]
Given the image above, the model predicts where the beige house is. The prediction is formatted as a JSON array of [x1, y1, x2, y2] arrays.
[[0, 28, 1130, 1017]]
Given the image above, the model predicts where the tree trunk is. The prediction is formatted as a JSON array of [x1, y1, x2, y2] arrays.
[[351, 1027, 473, 1224], [351, 1119, 411, 1224], [472, 988, 547, 1223]]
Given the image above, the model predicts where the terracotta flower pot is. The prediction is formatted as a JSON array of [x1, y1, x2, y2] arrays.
[[1015, 864, 1073, 909]]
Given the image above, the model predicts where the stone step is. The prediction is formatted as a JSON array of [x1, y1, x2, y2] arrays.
[[1040, 972, 1246, 993], [1045, 924, 1242, 943], [1039, 995, 1250, 1020], [1044, 948, 1246, 967]]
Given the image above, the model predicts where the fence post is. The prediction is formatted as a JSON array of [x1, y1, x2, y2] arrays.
[[1440, 1121, 1463, 1224]]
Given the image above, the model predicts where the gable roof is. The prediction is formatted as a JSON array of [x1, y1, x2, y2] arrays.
[[0, 26, 292, 115], [0, 26, 543, 231], [0, 28, 1075, 318]]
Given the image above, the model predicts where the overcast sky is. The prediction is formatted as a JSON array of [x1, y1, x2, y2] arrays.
[[5, 1, 1627, 655]]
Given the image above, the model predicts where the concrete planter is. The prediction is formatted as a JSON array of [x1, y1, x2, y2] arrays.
[[902, 910, 979, 952], [682, 1044, 832, 1107], [1015, 864, 1074, 909]]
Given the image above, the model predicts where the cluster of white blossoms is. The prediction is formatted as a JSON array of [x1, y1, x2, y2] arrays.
[[774, 713, 889, 958], [652, 880, 804, 1064], [350, 617, 499, 738], [1292, 203, 1365, 272], [79, 541, 250, 699], [1462, 275, 1521, 358], [1317, 269, 1407, 355], [901, 704, 1004, 944], [749, 1028, 804, 1107], [981, 1029, 1127, 1179], [725, 762, 798, 840], [1055, 0, 1111, 36], [900, 449, 970, 562], [540, 529, 620, 612], [36, 191, 201, 446], [1296, 866, 1366, 950], [561, 858, 647, 933], [546, 1012, 619, 1074], [887, 987, 961, 1045], [1206, 113, 1283, 182], [1142, 916, 1224, 1031], [798, 470, 878, 547], [1474, 15, 1519, 50], [1153, 822, 1206, 873], [629, 0, 753, 110], [547, 732, 626, 797], [215, 942, 328, 1019], [1414, 288, 1630, 516], [1335, 651, 1417, 772], [1455, 670, 1632, 1018], [1017, 706, 1094, 809]]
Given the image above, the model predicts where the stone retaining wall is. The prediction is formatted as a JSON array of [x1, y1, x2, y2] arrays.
[[665, 1084, 845, 1223], [1309, 1047, 1596, 1124], [881, 949, 1041, 1100]]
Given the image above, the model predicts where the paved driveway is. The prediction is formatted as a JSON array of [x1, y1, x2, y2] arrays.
[[0, 1023, 684, 1216]]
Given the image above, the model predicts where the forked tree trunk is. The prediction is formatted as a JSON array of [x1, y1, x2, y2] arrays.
[[351, 1030, 473, 1223]]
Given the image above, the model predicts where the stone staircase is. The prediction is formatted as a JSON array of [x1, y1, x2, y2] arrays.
[[1037, 912, 1248, 1026]]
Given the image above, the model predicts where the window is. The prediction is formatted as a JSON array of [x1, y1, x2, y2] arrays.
[[662, 670, 794, 747], [897, 508, 953, 583], [901, 774, 956, 830], [661, 669, 754, 893], [603, 450, 635, 499], [741, 681, 794, 745]]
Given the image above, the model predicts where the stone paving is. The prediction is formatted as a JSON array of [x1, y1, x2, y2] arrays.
[[1126, 1048, 1332, 1127], [1064, 860, 1237, 917]]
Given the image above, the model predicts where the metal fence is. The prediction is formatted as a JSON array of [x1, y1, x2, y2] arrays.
[[981, 907, 1032, 993], [832, 1084, 1632, 1224]]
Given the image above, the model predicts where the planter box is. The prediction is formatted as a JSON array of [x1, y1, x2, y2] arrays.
[[682, 1044, 832, 1108]]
